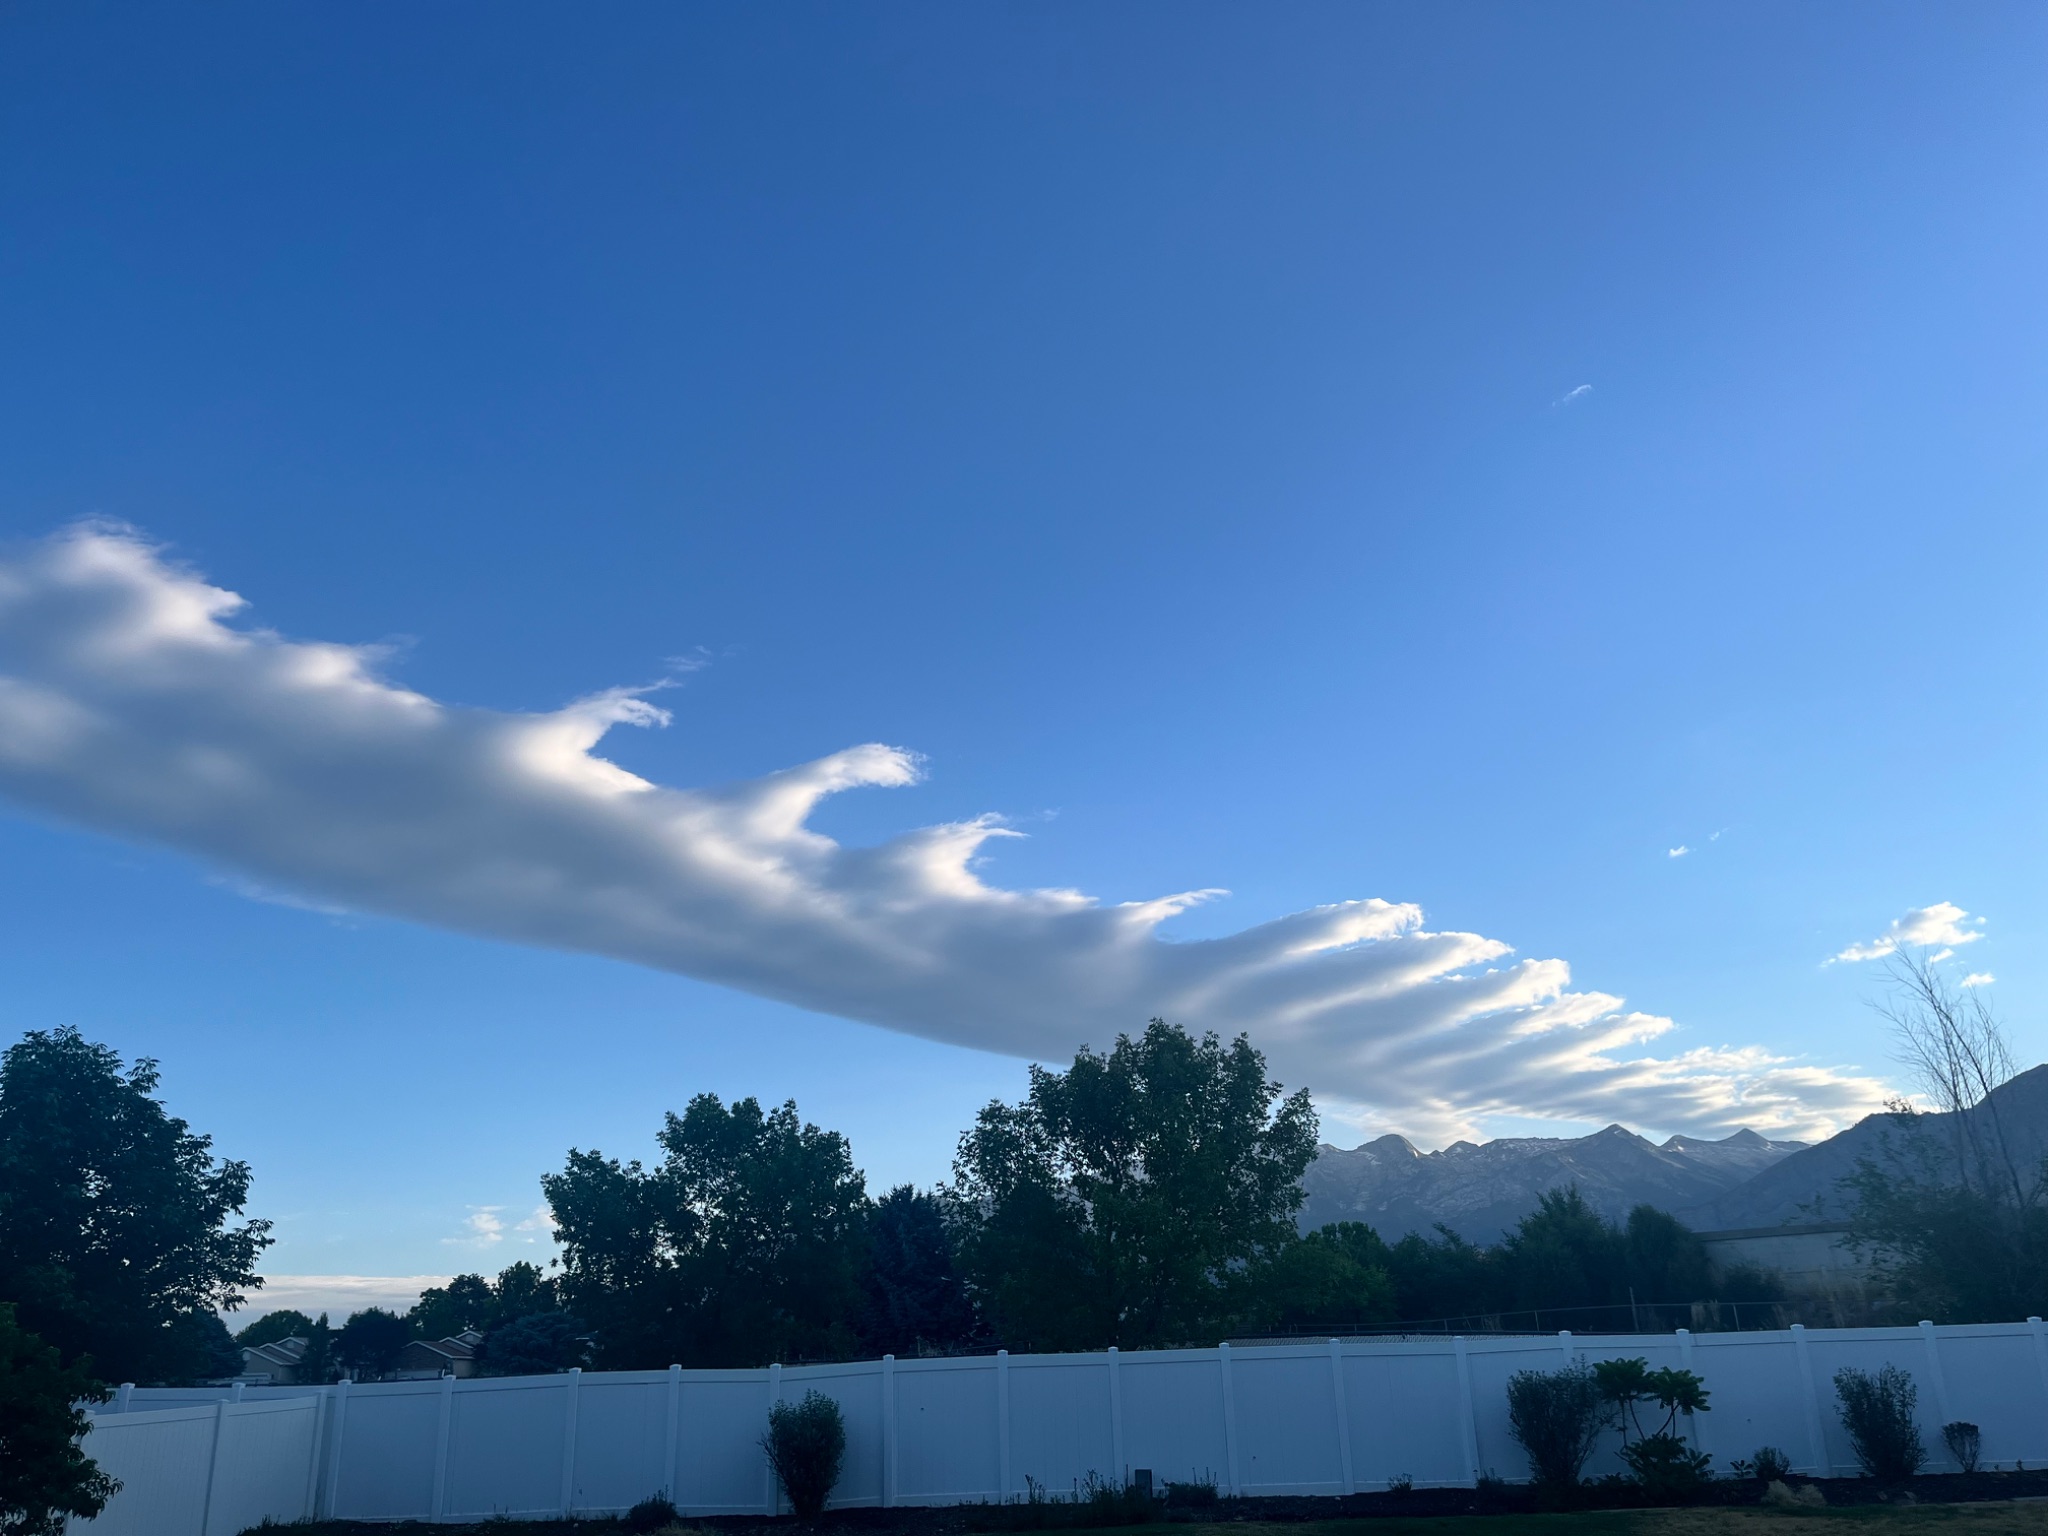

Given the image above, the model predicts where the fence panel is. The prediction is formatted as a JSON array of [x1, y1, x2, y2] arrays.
[[1936, 1325, 2048, 1468], [332, 1381, 440, 1518], [1228, 1346, 1344, 1493], [1342, 1345, 1469, 1489], [673, 1373, 777, 1512], [73, 1398, 320, 1536], [443, 1376, 574, 1519], [1118, 1352, 1230, 1491], [571, 1371, 674, 1515], [894, 1357, 1001, 1504], [1005, 1355, 1114, 1496]]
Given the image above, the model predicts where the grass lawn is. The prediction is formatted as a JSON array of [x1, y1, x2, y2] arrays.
[[1086, 1513, 2048, 1536]]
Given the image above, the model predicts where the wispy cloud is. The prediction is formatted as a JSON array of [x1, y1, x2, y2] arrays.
[[1961, 973, 1995, 989], [1830, 902, 1986, 964], [0, 526, 1890, 1141], [443, 1206, 505, 1248], [1553, 384, 1593, 407], [1668, 846, 1690, 859], [513, 1205, 556, 1243]]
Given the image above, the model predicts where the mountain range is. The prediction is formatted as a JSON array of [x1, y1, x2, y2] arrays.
[[1301, 1063, 2048, 1243]]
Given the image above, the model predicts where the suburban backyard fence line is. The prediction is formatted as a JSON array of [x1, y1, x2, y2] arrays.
[[72, 1319, 2048, 1533]]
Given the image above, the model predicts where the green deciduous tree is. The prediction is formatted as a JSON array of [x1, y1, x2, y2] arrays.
[[234, 1309, 314, 1349], [1233, 1221, 1396, 1333], [0, 1303, 118, 1535], [334, 1308, 411, 1381], [858, 1186, 979, 1357], [949, 1021, 1318, 1350], [545, 1095, 870, 1367], [0, 1028, 271, 1384]]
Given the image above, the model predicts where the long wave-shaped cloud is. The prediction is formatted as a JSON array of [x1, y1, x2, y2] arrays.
[[0, 526, 1887, 1140]]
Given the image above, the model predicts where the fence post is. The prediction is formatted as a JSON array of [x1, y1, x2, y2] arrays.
[[996, 1350, 1012, 1501], [1790, 1324, 1829, 1476], [664, 1364, 682, 1505], [1218, 1343, 1241, 1497], [299, 1393, 327, 1521], [1452, 1337, 1481, 1487], [558, 1367, 582, 1517], [1557, 1329, 1573, 1361], [1327, 1339, 1354, 1495], [199, 1398, 231, 1536], [882, 1355, 898, 1508], [1918, 1320, 1955, 1464], [2032, 1318, 2048, 1462], [431, 1371, 456, 1520], [113, 1383, 133, 1414], [322, 1378, 351, 1519], [1107, 1347, 1124, 1481], [765, 1363, 783, 1514]]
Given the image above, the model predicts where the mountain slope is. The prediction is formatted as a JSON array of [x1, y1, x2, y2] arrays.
[[1299, 1124, 1806, 1243], [1679, 1062, 2048, 1230]]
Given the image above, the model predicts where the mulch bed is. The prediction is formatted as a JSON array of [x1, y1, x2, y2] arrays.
[[269, 1469, 2048, 1535]]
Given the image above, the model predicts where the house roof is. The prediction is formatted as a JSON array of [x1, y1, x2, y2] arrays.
[[402, 1331, 482, 1361], [242, 1336, 309, 1367]]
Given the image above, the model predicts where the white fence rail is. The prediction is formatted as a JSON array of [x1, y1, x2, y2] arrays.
[[76, 1319, 2048, 1530]]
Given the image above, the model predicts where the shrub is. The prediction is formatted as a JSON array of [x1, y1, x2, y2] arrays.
[[1731, 1445, 1792, 1482], [1592, 1357, 1712, 1504], [1162, 1476, 1218, 1508], [1506, 1360, 1608, 1489], [626, 1493, 682, 1531], [1942, 1421, 1982, 1474], [1618, 1434, 1714, 1502], [763, 1390, 846, 1519], [1385, 1473, 1413, 1495], [1833, 1365, 1926, 1481]]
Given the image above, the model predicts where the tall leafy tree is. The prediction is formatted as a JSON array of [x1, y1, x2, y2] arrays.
[[234, 1309, 314, 1349], [0, 1304, 117, 1536], [546, 1095, 871, 1367], [0, 1028, 270, 1384], [334, 1308, 411, 1381], [950, 1021, 1318, 1350], [859, 1186, 978, 1357]]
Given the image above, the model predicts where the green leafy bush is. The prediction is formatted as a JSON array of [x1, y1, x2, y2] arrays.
[[1506, 1360, 1607, 1489], [1833, 1364, 1925, 1481], [1593, 1357, 1712, 1502], [1729, 1445, 1791, 1482], [626, 1492, 681, 1531], [763, 1390, 846, 1519]]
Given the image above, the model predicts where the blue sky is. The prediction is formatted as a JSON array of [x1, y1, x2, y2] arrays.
[[2, 3, 2044, 1305]]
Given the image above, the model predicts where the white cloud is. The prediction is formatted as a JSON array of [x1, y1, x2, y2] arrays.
[[444, 1206, 506, 1248], [1553, 384, 1592, 407], [0, 526, 1891, 1142], [513, 1205, 556, 1243], [1831, 902, 1986, 964], [243, 1274, 451, 1322], [1961, 973, 1995, 989], [1668, 846, 1690, 859]]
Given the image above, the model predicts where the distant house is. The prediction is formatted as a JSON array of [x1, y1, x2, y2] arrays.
[[239, 1335, 310, 1385], [394, 1328, 486, 1379]]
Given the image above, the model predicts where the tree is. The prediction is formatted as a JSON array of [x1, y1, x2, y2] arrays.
[[407, 1275, 495, 1341], [1233, 1222, 1396, 1333], [950, 1021, 1318, 1350], [858, 1186, 978, 1357], [235, 1309, 315, 1349], [1838, 961, 2048, 1321], [0, 1029, 272, 1384], [0, 1303, 118, 1535], [335, 1308, 411, 1381], [477, 1312, 588, 1376], [545, 1095, 871, 1367], [296, 1314, 337, 1386]]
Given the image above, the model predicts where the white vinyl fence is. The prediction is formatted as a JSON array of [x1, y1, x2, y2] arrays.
[[76, 1319, 2048, 1532]]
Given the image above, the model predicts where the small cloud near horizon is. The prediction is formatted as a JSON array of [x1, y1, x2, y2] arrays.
[[1831, 902, 1986, 964]]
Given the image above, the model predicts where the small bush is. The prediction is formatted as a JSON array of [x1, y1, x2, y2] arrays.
[[1162, 1476, 1218, 1508], [1751, 1446, 1792, 1482], [626, 1493, 681, 1531], [763, 1390, 847, 1519], [1385, 1473, 1413, 1495], [1506, 1360, 1609, 1489], [1943, 1421, 1982, 1474], [1618, 1433, 1713, 1502], [1834, 1365, 1926, 1482]]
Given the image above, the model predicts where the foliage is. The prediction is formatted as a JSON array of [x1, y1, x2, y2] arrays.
[[624, 1493, 680, 1531], [859, 1185, 979, 1357], [1942, 1420, 1981, 1474], [335, 1308, 412, 1381], [1505, 1360, 1608, 1489], [477, 1311, 588, 1375], [234, 1309, 314, 1348], [0, 1028, 271, 1384], [1163, 1476, 1219, 1507], [1592, 1357, 1712, 1502], [949, 1021, 1317, 1350], [1232, 1221, 1396, 1333], [1728, 1445, 1791, 1481], [0, 1303, 118, 1535], [762, 1389, 846, 1518], [409, 1263, 559, 1342], [547, 1094, 870, 1368], [295, 1314, 337, 1385], [1834, 1364, 1926, 1481]]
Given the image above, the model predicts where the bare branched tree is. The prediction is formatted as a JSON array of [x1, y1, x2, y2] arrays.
[[1875, 950, 2031, 1208]]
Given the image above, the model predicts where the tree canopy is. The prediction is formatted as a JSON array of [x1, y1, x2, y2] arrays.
[[0, 1303, 118, 1536], [949, 1020, 1319, 1349], [0, 1028, 270, 1384]]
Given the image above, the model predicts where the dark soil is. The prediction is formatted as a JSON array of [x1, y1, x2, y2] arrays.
[[262, 1467, 2048, 1536]]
